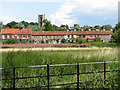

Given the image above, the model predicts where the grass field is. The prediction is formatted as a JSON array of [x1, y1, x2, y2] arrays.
[[2, 48, 119, 88]]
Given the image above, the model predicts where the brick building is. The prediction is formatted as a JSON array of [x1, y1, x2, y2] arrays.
[[32, 30, 113, 43], [1, 28, 113, 43], [1, 28, 32, 42]]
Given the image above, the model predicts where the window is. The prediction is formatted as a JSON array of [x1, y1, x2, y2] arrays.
[[12, 35, 14, 38], [7, 35, 10, 39], [27, 35, 29, 38], [94, 35, 96, 37], [90, 35, 92, 37], [61, 35, 63, 37], [57, 35, 59, 37], [83, 35, 85, 38], [17, 35, 19, 39], [46, 35, 47, 38], [101, 35, 103, 37], [22, 35, 25, 38], [2, 35, 5, 39]]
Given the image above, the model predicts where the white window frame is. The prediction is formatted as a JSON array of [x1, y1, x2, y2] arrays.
[[7, 35, 10, 39], [12, 35, 14, 38], [17, 35, 19, 39], [2, 35, 5, 39]]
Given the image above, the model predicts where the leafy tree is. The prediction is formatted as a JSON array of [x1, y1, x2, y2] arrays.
[[0, 21, 3, 31], [6, 21, 18, 28], [21, 21, 29, 28], [101, 25, 112, 30], [94, 25, 101, 29], [53, 25, 58, 31], [60, 24, 69, 29], [112, 29, 120, 44], [43, 19, 53, 31]]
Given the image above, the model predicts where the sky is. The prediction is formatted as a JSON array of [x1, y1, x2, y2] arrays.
[[0, 0, 119, 27]]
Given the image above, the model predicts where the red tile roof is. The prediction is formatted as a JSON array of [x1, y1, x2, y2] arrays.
[[1, 28, 32, 34], [32, 31, 113, 36]]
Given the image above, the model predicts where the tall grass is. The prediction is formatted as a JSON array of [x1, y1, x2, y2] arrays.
[[2, 48, 119, 88]]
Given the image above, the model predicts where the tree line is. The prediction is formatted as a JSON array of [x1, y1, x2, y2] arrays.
[[0, 20, 113, 31]]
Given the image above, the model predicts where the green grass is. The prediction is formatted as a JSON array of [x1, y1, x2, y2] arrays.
[[2, 48, 119, 88]]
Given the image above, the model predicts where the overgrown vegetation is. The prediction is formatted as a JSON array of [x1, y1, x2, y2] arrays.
[[3, 39, 20, 44], [2, 49, 119, 88]]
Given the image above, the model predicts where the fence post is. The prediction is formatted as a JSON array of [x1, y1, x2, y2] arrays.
[[47, 64, 49, 90], [13, 67, 15, 90], [104, 61, 106, 86], [77, 63, 79, 90]]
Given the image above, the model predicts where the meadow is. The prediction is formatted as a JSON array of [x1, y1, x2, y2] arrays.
[[1, 48, 119, 88]]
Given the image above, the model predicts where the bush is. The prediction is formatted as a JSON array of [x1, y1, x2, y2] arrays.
[[61, 39, 66, 43], [89, 42, 117, 47], [56, 39, 59, 43], [46, 39, 52, 43], [76, 38, 86, 44], [95, 37, 100, 42], [3, 38, 19, 44], [41, 40, 44, 43]]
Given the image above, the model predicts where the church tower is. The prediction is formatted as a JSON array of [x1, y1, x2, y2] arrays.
[[38, 14, 45, 28]]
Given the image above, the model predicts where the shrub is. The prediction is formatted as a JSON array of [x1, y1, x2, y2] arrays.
[[95, 37, 100, 42], [56, 39, 59, 43], [46, 39, 52, 43], [61, 39, 66, 43], [90, 42, 117, 47], [41, 40, 44, 43], [3, 38, 19, 44], [76, 38, 86, 44]]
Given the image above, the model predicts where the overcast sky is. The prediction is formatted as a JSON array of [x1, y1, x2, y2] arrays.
[[0, 0, 119, 27]]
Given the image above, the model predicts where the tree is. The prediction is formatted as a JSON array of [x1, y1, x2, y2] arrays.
[[94, 25, 101, 29], [0, 21, 3, 31], [21, 21, 29, 28], [53, 25, 58, 31], [101, 25, 112, 30], [43, 19, 53, 31], [6, 21, 18, 28], [60, 24, 69, 29], [112, 29, 120, 44]]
